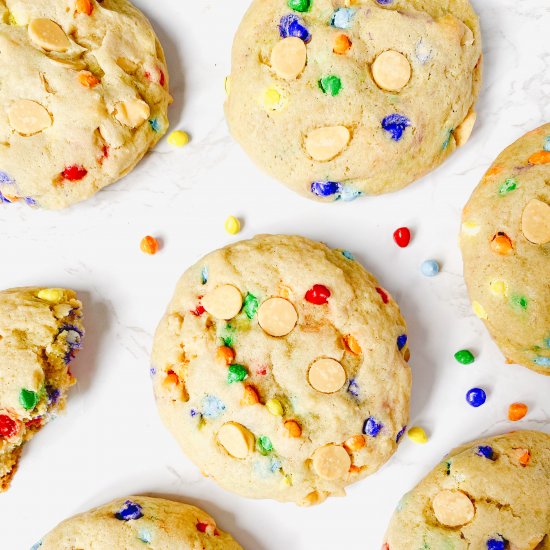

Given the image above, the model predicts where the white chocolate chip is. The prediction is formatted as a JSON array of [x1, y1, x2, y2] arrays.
[[217, 422, 255, 459], [8, 100, 52, 136], [28, 19, 69, 52], [113, 99, 150, 128], [202, 284, 243, 320], [307, 358, 346, 393], [371, 50, 411, 92], [311, 445, 351, 480], [454, 110, 477, 147], [521, 198, 550, 245], [304, 126, 350, 162], [432, 490, 475, 527], [270, 37, 307, 80], [257, 297, 298, 337]]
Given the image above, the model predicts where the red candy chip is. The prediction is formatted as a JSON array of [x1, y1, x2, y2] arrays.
[[62, 165, 88, 181], [190, 304, 205, 316], [0, 414, 19, 438], [393, 227, 411, 248], [159, 69, 165, 87], [376, 287, 389, 304], [196, 522, 208, 533], [305, 284, 331, 305], [25, 417, 43, 430]]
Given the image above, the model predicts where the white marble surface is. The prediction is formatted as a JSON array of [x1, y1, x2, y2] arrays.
[[1, 0, 549, 548]]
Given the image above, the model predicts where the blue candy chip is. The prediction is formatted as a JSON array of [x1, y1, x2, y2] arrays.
[[330, 8, 355, 29], [544, 136, 550, 152], [202, 395, 226, 418], [347, 378, 359, 397], [534, 356, 550, 367], [311, 180, 342, 197], [466, 387, 487, 407], [382, 114, 411, 142], [0, 171, 15, 185], [376, 0, 394, 4], [421, 259, 440, 277], [30, 542, 42, 550], [486, 537, 506, 550], [138, 528, 152, 543], [397, 334, 408, 351], [363, 416, 383, 437], [149, 118, 161, 133], [279, 14, 311, 42], [0, 191, 14, 204], [338, 185, 363, 201], [342, 250, 355, 260], [149, 367, 156, 376], [396, 426, 406, 443], [24, 196, 37, 206], [476, 445, 494, 460], [115, 500, 143, 521], [201, 266, 208, 285]]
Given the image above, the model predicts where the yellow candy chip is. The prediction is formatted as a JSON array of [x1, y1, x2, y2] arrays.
[[224, 76, 231, 96], [282, 474, 292, 487], [266, 398, 284, 416], [225, 216, 241, 235], [37, 288, 65, 303], [261, 87, 286, 111], [472, 301, 488, 319], [489, 280, 508, 298], [461, 221, 480, 236], [407, 426, 428, 444], [167, 130, 189, 148]]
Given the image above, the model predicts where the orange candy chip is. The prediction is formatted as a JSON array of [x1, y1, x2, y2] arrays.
[[284, 420, 302, 438], [333, 33, 352, 54], [344, 435, 366, 452], [344, 334, 362, 355], [216, 346, 235, 365], [528, 151, 550, 165], [508, 402, 528, 421], [241, 385, 260, 406], [76, 0, 93, 15], [163, 371, 179, 387], [140, 236, 159, 255], [490, 232, 513, 255], [78, 71, 100, 88]]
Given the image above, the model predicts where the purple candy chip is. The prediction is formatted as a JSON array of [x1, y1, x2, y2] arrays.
[[382, 114, 411, 142], [279, 14, 311, 42], [115, 500, 143, 521], [363, 416, 383, 437], [311, 181, 342, 198]]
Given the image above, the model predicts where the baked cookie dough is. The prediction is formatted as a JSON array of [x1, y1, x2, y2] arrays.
[[461, 124, 550, 375], [383, 431, 550, 550], [35, 496, 242, 549], [0, 0, 171, 209], [225, 0, 482, 201], [0, 287, 83, 491], [152, 235, 411, 505]]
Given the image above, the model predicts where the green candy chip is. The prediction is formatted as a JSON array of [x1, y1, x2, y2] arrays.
[[243, 292, 259, 320], [19, 388, 38, 411], [288, 0, 311, 12], [454, 349, 475, 365], [227, 364, 248, 384], [498, 178, 518, 196], [319, 75, 342, 96], [257, 435, 274, 455]]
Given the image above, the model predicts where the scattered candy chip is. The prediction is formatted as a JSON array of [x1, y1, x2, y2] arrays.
[[19, 389, 38, 411], [508, 402, 528, 421], [432, 490, 475, 527], [37, 288, 65, 302], [266, 398, 284, 416], [257, 297, 298, 337], [0, 414, 19, 438], [363, 416, 383, 437], [75, 0, 93, 15], [489, 280, 508, 298], [304, 125, 350, 161], [115, 500, 143, 521], [279, 14, 311, 42], [333, 33, 352, 54], [393, 227, 411, 247], [140, 236, 159, 255], [241, 385, 260, 406], [305, 284, 331, 305], [521, 199, 550, 244], [472, 301, 488, 319], [454, 110, 477, 146], [508, 447, 530, 467], [307, 357, 346, 393], [167, 130, 189, 147], [476, 445, 494, 460], [486, 538, 506, 550], [528, 151, 550, 165], [216, 346, 236, 365], [311, 444, 351, 480], [78, 70, 100, 88], [227, 364, 248, 384], [421, 260, 440, 277], [462, 221, 480, 236], [343, 435, 365, 452], [331, 8, 355, 29], [114, 99, 150, 128], [224, 215, 241, 235], [382, 114, 410, 141], [466, 387, 486, 407], [454, 349, 475, 365], [490, 232, 513, 255], [202, 285, 243, 320], [371, 50, 411, 92], [284, 419, 302, 437], [319, 75, 342, 96], [8, 99, 52, 136], [343, 334, 362, 355], [288, 0, 310, 12], [261, 87, 287, 111], [270, 37, 307, 80], [28, 19, 70, 52], [217, 422, 255, 459], [407, 426, 428, 444]]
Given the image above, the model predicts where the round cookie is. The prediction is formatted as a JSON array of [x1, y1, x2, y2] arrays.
[[0, 0, 171, 209], [225, 0, 482, 201], [35, 496, 242, 549], [460, 124, 550, 375], [383, 431, 550, 550], [152, 235, 411, 505], [0, 287, 83, 491]]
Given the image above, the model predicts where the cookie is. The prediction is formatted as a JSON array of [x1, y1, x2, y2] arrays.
[[0, 287, 83, 491], [225, 0, 482, 201], [461, 124, 550, 375], [0, 0, 171, 209], [34, 496, 242, 549], [151, 235, 411, 505], [383, 431, 550, 550]]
